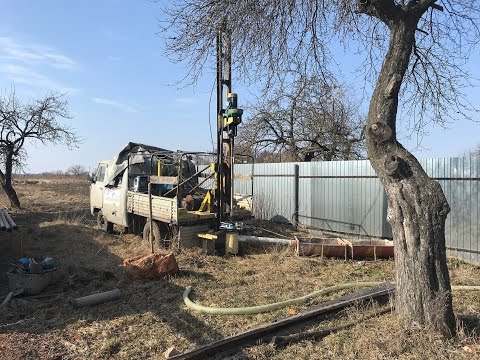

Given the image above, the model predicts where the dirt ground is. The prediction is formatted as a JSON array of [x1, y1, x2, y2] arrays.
[[0, 176, 479, 359]]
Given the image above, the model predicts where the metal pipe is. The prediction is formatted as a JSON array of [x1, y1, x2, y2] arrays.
[[176, 159, 181, 207], [0, 211, 7, 230], [148, 183, 154, 254], [163, 165, 210, 197], [187, 172, 215, 195], [225, 29, 234, 219], [225, 28, 231, 96], [251, 160, 254, 214], [238, 235, 297, 247], [294, 164, 299, 227], [4, 213, 17, 230], [297, 215, 370, 237], [0, 211, 11, 231], [216, 26, 224, 229], [230, 137, 234, 217]]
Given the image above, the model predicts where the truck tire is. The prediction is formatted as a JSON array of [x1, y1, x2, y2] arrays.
[[97, 210, 113, 233], [143, 220, 162, 249]]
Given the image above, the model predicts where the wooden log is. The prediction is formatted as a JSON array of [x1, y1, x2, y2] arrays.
[[167, 283, 395, 360]]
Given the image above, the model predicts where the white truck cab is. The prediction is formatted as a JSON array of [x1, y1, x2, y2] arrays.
[[90, 160, 130, 232], [90, 160, 108, 214]]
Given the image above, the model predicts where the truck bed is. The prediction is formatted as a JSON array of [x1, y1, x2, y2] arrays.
[[127, 191, 178, 223], [126, 191, 215, 225]]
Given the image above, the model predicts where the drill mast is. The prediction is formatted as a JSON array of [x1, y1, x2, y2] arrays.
[[215, 26, 243, 229]]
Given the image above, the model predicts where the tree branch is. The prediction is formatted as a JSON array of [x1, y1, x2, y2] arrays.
[[356, 0, 404, 26], [414, 0, 443, 15]]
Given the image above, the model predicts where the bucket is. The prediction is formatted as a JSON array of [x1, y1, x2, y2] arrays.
[[225, 233, 239, 255], [6, 270, 55, 295]]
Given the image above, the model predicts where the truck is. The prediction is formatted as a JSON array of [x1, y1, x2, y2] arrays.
[[90, 142, 218, 249], [91, 29, 252, 252]]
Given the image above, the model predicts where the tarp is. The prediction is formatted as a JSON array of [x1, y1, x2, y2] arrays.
[[123, 252, 179, 280], [105, 142, 171, 185]]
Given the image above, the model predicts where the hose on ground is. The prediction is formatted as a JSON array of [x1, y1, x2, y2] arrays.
[[183, 282, 384, 315], [183, 283, 480, 315]]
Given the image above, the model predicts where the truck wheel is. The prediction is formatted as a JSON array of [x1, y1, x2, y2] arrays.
[[143, 220, 162, 249], [168, 224, 179, 248], [97, 210, 113, 233]]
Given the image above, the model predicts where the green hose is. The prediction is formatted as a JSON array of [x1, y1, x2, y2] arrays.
[[183, 282, 384, 315], [183, 283, 480, 315]]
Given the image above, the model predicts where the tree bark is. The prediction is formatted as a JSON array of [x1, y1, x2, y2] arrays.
[[365, 18, 455, 337], [0, 150, 21, 208]]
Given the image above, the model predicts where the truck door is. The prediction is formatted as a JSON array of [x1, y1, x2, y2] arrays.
[[102, 171, 128, 227], [90, 163, 107, 214]]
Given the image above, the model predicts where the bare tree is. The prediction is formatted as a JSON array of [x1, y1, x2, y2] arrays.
[[161, 1, 480, 336], [465, 143, 480, 156], [0, 90, 79, 207], [239, 75, 365, 162], [66, 164, 87, 176]]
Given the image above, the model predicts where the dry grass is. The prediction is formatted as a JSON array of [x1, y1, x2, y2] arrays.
[[0, 176, 479, 359]]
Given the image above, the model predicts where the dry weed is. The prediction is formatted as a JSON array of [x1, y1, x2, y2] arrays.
[[0, 176, 479, 359]]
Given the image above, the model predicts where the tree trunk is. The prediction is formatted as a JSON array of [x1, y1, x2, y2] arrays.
[[0, 151, 21, 208], [365, 20, 455, 337], [2, 183, 20, 209]]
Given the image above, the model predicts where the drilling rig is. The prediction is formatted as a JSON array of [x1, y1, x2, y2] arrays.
[[90, 25, 248, 255], [194, 25, 246, 254], [214, 25, 243, 229]]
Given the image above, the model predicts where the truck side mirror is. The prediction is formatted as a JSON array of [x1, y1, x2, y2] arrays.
[[88, 173, 96, 183]]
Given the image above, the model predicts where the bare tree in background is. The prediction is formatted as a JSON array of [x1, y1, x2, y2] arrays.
[[238, 75, 365, 162], [465, 143, 480, 156], [162, 1, 480, 336], [66, 164, 87, 176], [0, 90, 79, 208]]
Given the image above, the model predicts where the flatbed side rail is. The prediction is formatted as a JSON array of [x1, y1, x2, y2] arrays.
[[127, 191, 177, 223]]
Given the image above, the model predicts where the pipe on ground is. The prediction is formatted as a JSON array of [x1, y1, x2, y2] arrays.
[[0, 211, 9, 231], [239, 235, 296, 247], [71, 288, 121, 309]]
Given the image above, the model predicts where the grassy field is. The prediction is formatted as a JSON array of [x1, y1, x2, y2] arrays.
[[0, 176, 479, 359]]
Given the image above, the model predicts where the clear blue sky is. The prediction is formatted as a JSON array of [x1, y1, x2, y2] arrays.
[[0, 0, 479, 173]]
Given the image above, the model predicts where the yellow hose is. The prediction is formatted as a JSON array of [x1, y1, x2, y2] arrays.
[[183, 282, 384, 315], [183, 283, 480, 315]]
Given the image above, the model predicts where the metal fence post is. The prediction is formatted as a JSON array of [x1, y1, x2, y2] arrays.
[[294, 164, 299, 228]]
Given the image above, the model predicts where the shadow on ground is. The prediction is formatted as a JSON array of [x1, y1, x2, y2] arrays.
[[0, 210, 236, 359]]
